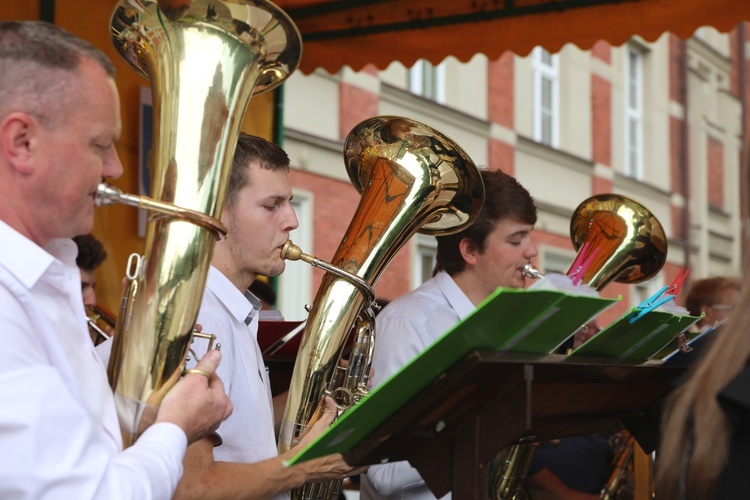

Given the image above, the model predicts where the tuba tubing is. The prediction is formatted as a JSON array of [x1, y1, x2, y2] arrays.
[[104, 0, 301, 447], [278, 116, 485, 499]]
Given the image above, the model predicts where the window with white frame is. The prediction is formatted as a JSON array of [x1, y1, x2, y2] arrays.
[[531, 47, 559, 147], [277, 191, 313, 321], [409, 59, 446, 103], [541, 248, 575, 275], [624, 45, 644, 179], [411, 234, 438, 289]]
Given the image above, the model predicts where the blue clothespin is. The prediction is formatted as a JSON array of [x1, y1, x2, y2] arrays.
[[629, 285, 676, 324]]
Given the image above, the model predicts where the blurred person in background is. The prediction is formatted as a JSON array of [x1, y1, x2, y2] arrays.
[[657, 259, 750, 498], [73, 233, 114, 344]]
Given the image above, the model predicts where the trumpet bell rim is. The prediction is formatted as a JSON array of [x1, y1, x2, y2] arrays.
[[110, 0, 302, 95], [343, 115, 485, 236], [569, 193, 667, 285]]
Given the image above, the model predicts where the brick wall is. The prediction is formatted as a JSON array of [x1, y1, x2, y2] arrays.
[[707, 135, 725, 210]]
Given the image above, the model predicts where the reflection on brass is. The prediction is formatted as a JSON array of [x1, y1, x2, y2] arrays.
[[105, 0, 301, 447], [568, 194, 667, 291], [490, 441, 537, 499], [601, 431, 636, 500], [278, 116, 485, 499], [86, 305, 115, 345]]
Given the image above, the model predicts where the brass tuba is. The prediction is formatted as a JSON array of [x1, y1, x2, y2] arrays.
[[278, 116, 485, 499], [567, 194, 667, 289], [100, 0, 301, 447], [491, 194, 667, 499]]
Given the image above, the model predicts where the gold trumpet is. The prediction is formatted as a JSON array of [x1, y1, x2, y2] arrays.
[[278, 116, 485, 499], [491, 194, 667, 499], [102, 0, 301, 447]]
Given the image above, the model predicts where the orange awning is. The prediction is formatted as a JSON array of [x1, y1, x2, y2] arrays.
[[274, 0, 750, 74]]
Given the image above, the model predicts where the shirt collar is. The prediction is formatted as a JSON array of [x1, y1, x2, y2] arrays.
[[0, 220, 69, 288], [243, 289, 262, 324], [434, 270, 475, 320], [206, 266, 257, 325], [206, 266, 253, 323]]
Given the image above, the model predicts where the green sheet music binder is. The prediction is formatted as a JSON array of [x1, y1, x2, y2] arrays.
[[569, 308, 701, 360], [285, 287, 617, 465]]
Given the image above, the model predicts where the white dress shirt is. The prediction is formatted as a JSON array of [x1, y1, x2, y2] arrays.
[[361, 271, 474, 500], [0, 221, 187, 499], [189, 267, 285, 499]]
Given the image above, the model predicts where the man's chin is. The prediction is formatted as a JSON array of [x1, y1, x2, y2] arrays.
[[511, 275, 526, 289], [70, 218, 95, 240], [267, 261, 285, 278]]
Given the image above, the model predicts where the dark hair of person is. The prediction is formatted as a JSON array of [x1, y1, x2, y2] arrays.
[[249, 279, 277, 307], [435, 168, 537, 275], [684, 276, 741, 316], [224, 132, 290, 209], [0, 21, 116, 128], [73, 234, 108, 272]]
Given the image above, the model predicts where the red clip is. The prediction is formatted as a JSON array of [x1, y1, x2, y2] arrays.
[[666, 266, 689, 296]]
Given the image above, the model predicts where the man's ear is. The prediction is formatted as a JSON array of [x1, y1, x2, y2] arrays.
[[1, 112, 37, 174], [458, 237, 478, 266]]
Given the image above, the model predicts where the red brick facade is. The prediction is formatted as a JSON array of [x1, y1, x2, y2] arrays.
[[591, 43, 613, 194], [489, 138, 515, 174], [488, 52, 515, 174], [488, 52, 514, 129], [339, 82, 379, 140], [591, 74, 612, 168]]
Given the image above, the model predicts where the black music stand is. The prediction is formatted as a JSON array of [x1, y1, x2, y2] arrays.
[[343, 352, 683, 499]]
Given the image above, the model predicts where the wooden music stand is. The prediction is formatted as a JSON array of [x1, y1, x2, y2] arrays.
[[343, 351, 684, 499]]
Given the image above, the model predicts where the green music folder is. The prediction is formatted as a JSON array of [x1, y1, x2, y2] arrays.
[[285, 287, 617, 465], [569, 308, 701, 360]]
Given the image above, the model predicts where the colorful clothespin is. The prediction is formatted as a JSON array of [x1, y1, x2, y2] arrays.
[[665, 266, 689, 296], [629, 285, 676, 324], [567, 242, 599, 287]]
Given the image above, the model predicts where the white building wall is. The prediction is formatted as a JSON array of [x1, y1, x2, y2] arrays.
[[513, 54, 534, 139], [558, 45, 592, 161], [284, 70, 340, 142]]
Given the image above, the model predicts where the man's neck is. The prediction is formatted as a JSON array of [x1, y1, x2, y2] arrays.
[[213, 261, 255, 293], [451, 271, 486, 307]]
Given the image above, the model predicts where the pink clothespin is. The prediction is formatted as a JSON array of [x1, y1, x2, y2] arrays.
[[567, 242, 599, 286]]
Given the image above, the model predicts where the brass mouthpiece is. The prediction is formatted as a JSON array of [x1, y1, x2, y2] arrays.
[[280, 240, 314, 264]]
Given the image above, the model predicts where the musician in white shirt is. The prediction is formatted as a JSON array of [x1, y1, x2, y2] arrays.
[[0, 21, 231, 499], [174, 133, 364, 499], [361, 168, 539, 499]]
